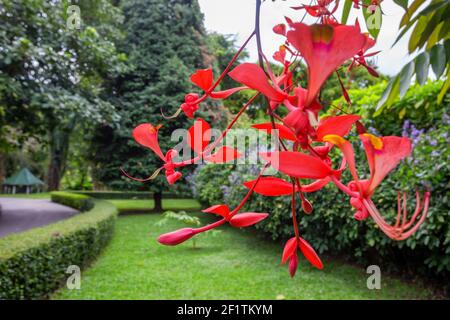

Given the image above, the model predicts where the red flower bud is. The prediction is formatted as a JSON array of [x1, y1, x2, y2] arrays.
[[158, 228, 196, 246], [289, 251, 299, 278], [229, 212, 268, 228], [302, 198, 313, 214], [166, 171, 182, 185]]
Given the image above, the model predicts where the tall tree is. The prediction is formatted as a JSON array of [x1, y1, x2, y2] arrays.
[[89, 0, 209, 211], [0, 0, 125, 190]]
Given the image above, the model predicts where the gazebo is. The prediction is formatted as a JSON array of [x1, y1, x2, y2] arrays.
[[2, 168, 45, 194]]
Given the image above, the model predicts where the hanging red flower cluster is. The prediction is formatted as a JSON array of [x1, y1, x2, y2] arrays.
[[125, 0, 430, 278]]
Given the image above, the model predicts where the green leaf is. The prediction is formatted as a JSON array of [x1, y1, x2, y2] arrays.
[[430, 44, 446, 78], [415, 52, 430, 85], [399, 62, 415, 98], [375, 77, 400, 116], [394, 0, 409, 10], [400, 0, 426, 28], [426, 21, 446, 50], [362, 0, 382, 39], [341, 0, 353, 25], [408, 16, 428, 53]]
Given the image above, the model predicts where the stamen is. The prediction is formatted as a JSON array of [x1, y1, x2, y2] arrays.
[[120, 166, 163, 182]]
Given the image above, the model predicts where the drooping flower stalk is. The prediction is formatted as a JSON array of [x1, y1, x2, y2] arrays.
[[125, 0, 431, 279]]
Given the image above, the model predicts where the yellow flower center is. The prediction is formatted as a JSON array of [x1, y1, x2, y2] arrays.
[[362, 133, 383, 150], [322, 134, 347, 147]]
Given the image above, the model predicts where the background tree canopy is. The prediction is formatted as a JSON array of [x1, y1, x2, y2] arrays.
[[0, 0, 126, 189]]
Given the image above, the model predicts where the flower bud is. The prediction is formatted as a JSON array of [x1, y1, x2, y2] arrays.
[[289, 251, 298, 278], [158, 228, 196, 246]]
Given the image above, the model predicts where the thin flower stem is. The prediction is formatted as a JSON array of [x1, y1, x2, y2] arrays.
[[330, 175, 359, 198], [291, 180, 300, 239], [206, 31, 256, 95], [230, 162, 271, 217], [173, 93, 260, 168], [195, 218, 227, 233]]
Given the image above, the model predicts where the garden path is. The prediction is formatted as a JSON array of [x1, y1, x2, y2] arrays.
[[0, 198, 78, 238]]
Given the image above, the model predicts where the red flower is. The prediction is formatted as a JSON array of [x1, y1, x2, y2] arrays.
[[158, 228, 196, 246], [287, 23, 366, 106], [180, 68, 246, 118], [132, 123, 164, 160], [127, 123, 183, 185], [323, 133, 430, 239], [187, 118, 242, 163], [157, 204, 269, 247], [243, 176, 332, 196], [203, 204, 269, 228], [349, 22, 380, 77], [282, 236, 323, 277], [228, 63, 287, 105], [260, 151, 335, 179], [273, 24, 286, 36]]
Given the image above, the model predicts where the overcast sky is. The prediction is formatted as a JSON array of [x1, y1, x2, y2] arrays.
[[198, 0, 415, 76]]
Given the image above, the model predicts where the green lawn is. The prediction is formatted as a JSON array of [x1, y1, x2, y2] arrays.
[[53, 213, 433, 300], [107, 199, 201, 213]]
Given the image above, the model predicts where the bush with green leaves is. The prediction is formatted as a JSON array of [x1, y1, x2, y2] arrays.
[[0, 199, 117, 299], [50, 191, 94, 212]]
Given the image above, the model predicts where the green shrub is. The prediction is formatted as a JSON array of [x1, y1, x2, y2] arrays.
[[71, 191, 188, 200], [51, 191, 94, 212], [0, 200, 117, 299]]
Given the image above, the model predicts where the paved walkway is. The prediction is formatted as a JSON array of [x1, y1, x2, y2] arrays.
[[0, 198, 79, 238]]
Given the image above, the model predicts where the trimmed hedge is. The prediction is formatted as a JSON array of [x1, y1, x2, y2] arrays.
[[72, 191, 185, 200], [0, 198, 117, 299], [51, 191, 94, 212]]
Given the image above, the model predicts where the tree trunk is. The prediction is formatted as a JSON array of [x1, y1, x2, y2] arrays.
[[47, 127, 70, 191], [0, 153, 5, 182], [153, 191, 163, 212]]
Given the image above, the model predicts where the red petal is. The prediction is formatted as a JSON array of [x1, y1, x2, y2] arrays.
[[165, 171, 182, 185], [273, 23, 286, 36], [281, 237, 298, 264], [252, 123, 297, 141], [132, 123, 165, 160], [301, 177, 331, 193], [228, 63, 285, 101], [298, 237, 323, 269], [287, 24, 366, 106], [229, 212, 269, 228], [158, 228, 196, 246], [243, 177, 294, 196], [209, 86, 246, 99], [202, 204, 230, 218], [204, 146, 241, 164], [188, 118, 211, 154], [361, 135, 412, 195], [289, 251, 299, 278], [303, 5, 321, 17], [260, 151, 332, 179], [190, 68, 213, 91], [316, 115, 361, 141]]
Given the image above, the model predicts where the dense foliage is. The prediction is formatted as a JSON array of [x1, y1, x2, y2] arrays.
[[88, 0, 209, 206], [0, 0, 125, 189], [0, 198, 117, 299], [51, 191, 94, 212]]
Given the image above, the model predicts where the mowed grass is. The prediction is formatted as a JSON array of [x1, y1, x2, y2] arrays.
[[107, 199, 201, 213], [53, 213, 433, 300]]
